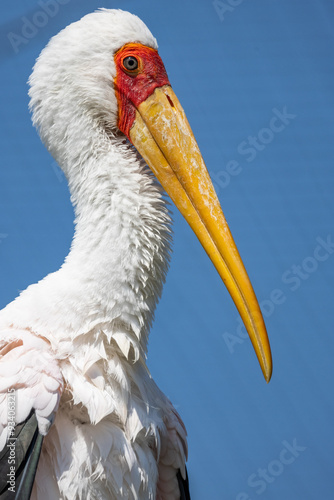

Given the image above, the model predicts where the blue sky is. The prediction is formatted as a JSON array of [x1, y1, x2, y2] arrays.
[[0, 1, 333, 499]]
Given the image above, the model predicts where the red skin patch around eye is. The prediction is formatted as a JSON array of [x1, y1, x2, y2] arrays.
[[114, 43, 170, 139]]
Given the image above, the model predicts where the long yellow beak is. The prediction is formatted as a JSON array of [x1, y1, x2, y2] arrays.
[[130, 85, 272, 382]]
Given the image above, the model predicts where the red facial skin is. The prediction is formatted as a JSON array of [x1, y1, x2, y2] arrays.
[[114, 43, 170, 139]]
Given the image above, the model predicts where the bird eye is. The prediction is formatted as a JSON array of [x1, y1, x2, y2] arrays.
[[122, 56, 139, 72]]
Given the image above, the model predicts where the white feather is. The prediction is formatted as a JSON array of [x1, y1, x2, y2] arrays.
[[0, 8, 187, 500]]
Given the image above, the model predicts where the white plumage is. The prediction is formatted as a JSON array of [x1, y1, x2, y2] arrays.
[[0, 10, 187, 500], [0, 7, 272, 500]]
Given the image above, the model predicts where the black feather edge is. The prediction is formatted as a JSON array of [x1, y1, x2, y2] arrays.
[[0, 412, 43, 500], [177, 467, 191, 500]]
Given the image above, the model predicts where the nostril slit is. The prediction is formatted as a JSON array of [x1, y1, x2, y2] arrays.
[[165, 94, 175, 107]]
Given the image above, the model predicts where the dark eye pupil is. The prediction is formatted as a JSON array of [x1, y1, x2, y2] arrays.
[[123, 56, 139, 71]]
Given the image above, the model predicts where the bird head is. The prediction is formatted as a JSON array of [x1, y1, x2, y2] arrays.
[[29, 9, 272, 381]]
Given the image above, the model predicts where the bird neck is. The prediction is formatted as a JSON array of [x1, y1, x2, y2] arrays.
[[58, 130, 171, 357]]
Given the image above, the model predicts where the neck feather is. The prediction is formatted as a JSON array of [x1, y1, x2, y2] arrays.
[[0, 127, 172, 361], [60, 130, 172, 357]]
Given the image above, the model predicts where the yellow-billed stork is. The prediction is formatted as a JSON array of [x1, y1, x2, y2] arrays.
[[0, 9, 272, 500]]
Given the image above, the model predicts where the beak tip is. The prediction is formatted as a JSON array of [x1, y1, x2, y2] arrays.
[[262, 357, 273, 383]]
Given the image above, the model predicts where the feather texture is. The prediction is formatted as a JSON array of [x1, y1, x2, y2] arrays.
[[0, 9, 190, 500]]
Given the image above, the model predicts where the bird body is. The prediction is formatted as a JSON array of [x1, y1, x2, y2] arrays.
[[0, 9, 271, 500], [0, 143, 185, 499]]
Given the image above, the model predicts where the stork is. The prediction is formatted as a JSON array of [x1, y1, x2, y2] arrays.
[[0, 9, 272, 500]]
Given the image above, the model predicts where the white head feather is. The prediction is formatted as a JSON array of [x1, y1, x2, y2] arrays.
[[29, 9, 157, 176]]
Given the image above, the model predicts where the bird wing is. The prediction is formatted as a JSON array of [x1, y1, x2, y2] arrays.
[[177, 468, 191, 500], [0, 329, 63, 497], [157, 405, 191, 500], [0, 412, 43, 499]]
